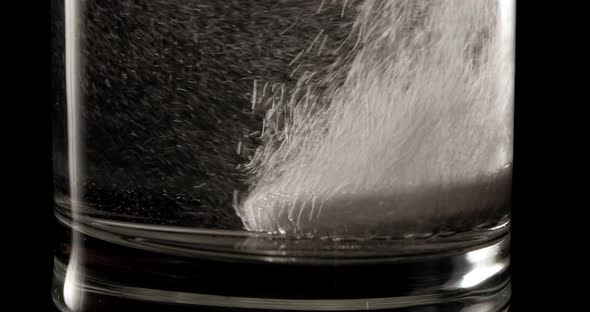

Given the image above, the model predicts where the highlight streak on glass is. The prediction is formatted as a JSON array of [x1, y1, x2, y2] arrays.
[[494, 0, 516, 166], [64, 0, 84, 310]]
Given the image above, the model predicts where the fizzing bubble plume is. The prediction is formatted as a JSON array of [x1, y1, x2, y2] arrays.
[[237, 0, 515, 237]]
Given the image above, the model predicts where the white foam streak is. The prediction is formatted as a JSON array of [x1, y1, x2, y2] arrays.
[[239, 0, 515, 235]]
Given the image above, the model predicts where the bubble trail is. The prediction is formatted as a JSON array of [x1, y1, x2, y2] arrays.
[[237, 0, 515, 237]]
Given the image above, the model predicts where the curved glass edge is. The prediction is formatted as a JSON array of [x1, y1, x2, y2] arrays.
[[55, 206, 510, 263], [52, 256, 511, 311]]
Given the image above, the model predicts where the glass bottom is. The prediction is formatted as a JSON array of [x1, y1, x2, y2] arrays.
[[52, 211, 511, 311]]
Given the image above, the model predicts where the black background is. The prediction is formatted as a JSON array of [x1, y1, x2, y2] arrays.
[[4, 1, 584, 311]]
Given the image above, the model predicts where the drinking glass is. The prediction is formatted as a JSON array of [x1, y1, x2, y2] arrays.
[[51, 0, 515, 311]]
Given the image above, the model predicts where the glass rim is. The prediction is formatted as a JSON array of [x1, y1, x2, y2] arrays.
[[55, 205, 510, 264]]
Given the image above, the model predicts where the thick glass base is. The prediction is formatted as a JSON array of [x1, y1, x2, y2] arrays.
[[52, 212, 510, 311]]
